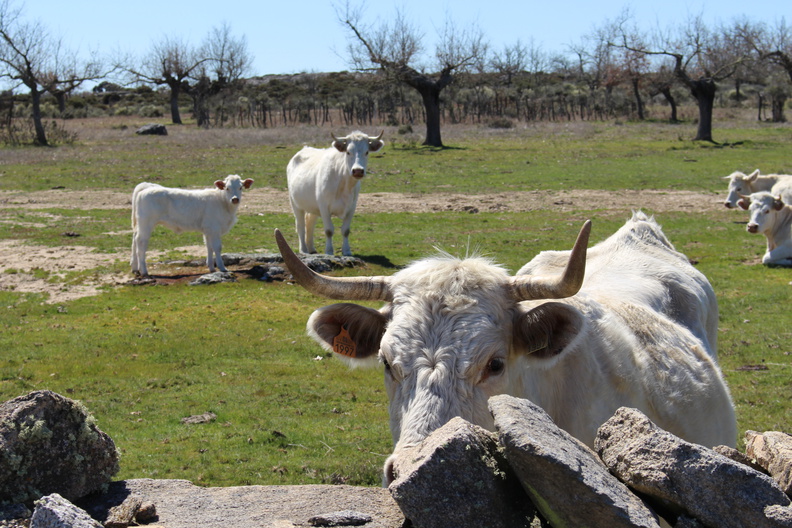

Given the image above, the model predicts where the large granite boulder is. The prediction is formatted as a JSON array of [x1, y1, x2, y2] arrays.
[[0, 391, 120, 504], [489, 395, 662, 528], [388, 417, 538, 528], [596, 406, 792, 528]]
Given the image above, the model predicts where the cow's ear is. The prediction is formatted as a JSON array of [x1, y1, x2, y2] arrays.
[[243, 178, 254, 189], [513, 302, 586, 366], [215, 180, 226, 190], [307, 303, 387, 367], [747, 169, 760, 182], [737, 198, 750, 210], [332, 139, 347, 153], [774, 196, 784, 210], [369, 139, 385, 152]]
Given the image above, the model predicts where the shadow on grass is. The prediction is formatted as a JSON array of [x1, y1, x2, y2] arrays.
[[357, 254, 398, 269]]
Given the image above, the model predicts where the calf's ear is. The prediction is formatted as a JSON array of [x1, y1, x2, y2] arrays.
[[243, 178, 254, 189], [215, 180, 226, 190], [369, 139, 385, 152], [774, 196, 784, 210], [307, 303, 387, 367], [513, 302, 586, 367], [332, 139, 348, 153]]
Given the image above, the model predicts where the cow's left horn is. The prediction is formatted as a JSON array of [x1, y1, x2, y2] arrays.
[[508, 220, 591, 301], [275, 229, 393, 301], [371, 130, 384, 141]]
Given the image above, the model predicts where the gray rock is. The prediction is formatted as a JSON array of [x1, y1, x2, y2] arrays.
[[135, 123, 167, 135], [79, 479, 404, 528], [31, 494, 102, 528], [746, 431, 792, 495], [388, 416, 538, 528], [189, 271, 237, 285], [489, 395, 661, 528], [0, 391, 119, 504], [596, 407, 792, 528], [713, 444, 770, 475], [0, 503, 31, 521], [307, 509, 372, 526]]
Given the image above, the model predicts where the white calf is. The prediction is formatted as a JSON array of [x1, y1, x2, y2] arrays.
[[131, 175, 254, 276], [745, 192, 792, 266]]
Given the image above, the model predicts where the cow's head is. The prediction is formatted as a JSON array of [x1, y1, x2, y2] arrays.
[[215, 175, 254, 205], [332, 131, 385, 179], [723, 169, 760, 209], [745, 192, 785, 234], [275, 222, 590, 484]]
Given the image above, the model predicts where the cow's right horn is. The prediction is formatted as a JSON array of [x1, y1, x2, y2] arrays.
[[508, 220, 591, 301], [275, 229, 393, 301]]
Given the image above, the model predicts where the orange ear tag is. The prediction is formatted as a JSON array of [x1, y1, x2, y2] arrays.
[[333, 326, 357, 358]]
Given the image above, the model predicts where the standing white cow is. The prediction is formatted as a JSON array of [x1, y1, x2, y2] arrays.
[[723, 169, 792, 209], [275, 212, 737, 484], [131, 175, 254, 276], [744, 191, 792, 266], [286, 131, 384, 256]]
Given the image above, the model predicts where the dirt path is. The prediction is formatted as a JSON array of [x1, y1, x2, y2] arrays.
[[1, 187, 724, 214], [0, 187, 726, 303]]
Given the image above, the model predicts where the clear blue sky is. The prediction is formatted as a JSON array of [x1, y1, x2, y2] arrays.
[[13, 0, 792, 78]]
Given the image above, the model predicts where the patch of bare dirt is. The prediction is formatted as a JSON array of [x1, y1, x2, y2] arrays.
[[0, 187, 726, 303], [0, 187, 725, 214]]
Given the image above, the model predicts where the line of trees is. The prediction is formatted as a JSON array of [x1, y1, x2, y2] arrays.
[[2, 0, 790, 147]]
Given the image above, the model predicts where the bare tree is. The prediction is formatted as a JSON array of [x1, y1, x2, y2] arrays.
[[0, 0, 106, 145], [490, 40, 528, 85], [339, 3, 486, 147], [192, 22, 253, 127], [614, 13, 748, 142], [130, 36, 209, 124], [735, 17, 792, 122]]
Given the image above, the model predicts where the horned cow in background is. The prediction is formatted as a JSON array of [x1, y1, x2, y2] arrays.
[[275, 212, 737, 485], [286, 131, 384, 256]]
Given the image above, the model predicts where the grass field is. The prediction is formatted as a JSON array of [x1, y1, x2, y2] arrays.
[[0, 114, 790, 487]]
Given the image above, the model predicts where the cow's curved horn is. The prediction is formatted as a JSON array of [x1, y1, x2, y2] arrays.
[[275, 229, 393, 301], [508, 220, 591, 301], [331, 132, 344, 142], [371, 130, 384, 141]]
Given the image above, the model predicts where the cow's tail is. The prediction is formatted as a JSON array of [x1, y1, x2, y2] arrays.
[[131, 182, 156, 232]]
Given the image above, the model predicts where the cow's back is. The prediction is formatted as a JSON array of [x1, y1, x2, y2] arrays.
[[136, 186, 232, 234], [518, 212, 718, 353]]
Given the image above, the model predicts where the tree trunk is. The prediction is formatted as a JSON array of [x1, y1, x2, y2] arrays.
[[631, 78, 644, 120], [690, 79, 717, 142], [30, 87, 48, 146], [168, 81, 183, 124], [771, 95, 787, 123], [420, 86, 443, 147]]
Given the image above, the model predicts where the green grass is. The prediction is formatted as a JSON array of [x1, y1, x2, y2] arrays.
[[1, 117, 791, 487]]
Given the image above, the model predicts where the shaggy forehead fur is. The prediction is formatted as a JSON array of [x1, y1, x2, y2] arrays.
[[383, 255, 514, 372]]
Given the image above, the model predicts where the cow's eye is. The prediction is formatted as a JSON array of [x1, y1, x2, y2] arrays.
[[486, 358, 505, 376], [382, 358, 391, 371]]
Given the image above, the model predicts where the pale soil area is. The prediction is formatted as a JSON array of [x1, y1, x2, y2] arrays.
[[0, 187, 725, 303]]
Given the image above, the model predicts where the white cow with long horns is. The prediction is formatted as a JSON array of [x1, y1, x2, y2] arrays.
[[286, 131, 384, 256], [275, 212, 737, 484]]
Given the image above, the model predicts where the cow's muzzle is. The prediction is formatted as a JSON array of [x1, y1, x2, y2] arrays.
[[724, 202, 734, 209], [231, 197, 240, 204], [351, 169, 365, 179], [747, 223, 758, 233]]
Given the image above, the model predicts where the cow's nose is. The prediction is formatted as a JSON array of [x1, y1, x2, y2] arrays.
[[231, 197, 240, 204], [724, 202, 733, 208], [747, 224, 758, 233], [351, 168, 365, 179]]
